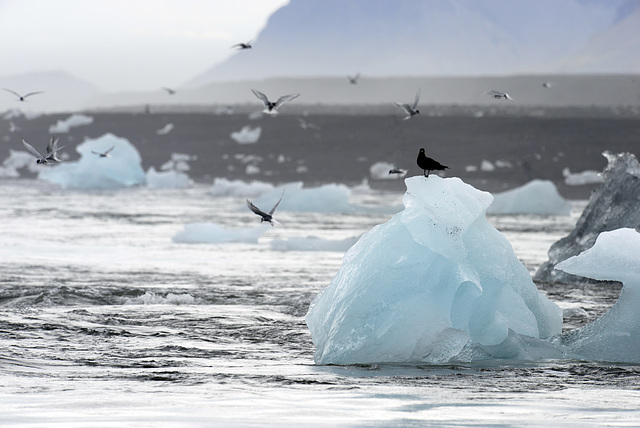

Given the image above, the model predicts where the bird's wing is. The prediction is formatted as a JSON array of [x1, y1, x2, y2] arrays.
[[269, 189, 286, 215], [231, 43, 243, 49], [22, 140, 43, 159], [485, 90, 503, 97], [22, 91, 44, 99], [105, 146, 115, 154], [162, 87, 175, 94], [412, 89, 421, 109], [3, 88, 21, 98], [394, 102, 411, 114], [274, 94, 300, 109], [246, 199, 268, 217], [91, 151, 101, 155], [251, 89, 269, 107]]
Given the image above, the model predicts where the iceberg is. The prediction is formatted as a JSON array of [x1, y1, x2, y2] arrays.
[[535, 152, 640, 285], [48, 114, 94, 133], [270, 235, 360, 252], [172, 223, 268, 244], [38, 133, 146, 190], [231, 125, 262, 144], [146, 167, 192, 189], [306, 176, 562, 365], [554, 228, 640, 363], [209, 178, 275, 198], [252, 182, 353, 213], [562, 167, 604, 186], [0, 149, 39, 177], [487, 180, 571, 216]]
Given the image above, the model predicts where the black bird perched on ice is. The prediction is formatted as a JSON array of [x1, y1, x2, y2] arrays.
[[417, 148, 448, 177], [395, 89, 421, 120], [3, 88, 44, 102], [246, 190, 285, 226], [251, 89, 300, 115], [232, 40, 252, 50]]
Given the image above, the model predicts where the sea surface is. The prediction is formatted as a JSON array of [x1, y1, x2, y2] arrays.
[[1, 179, 639, 427]]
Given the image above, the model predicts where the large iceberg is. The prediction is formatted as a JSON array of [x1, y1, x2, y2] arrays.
[[306, 176, 562, 365], [38, 133, 147, 190], [487, 179, 571, 216], [535, 152, 640, 285], [554, 228, 640, 363]]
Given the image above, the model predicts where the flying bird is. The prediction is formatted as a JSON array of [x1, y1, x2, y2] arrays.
[[542, 82, 552, 88], [484, 90, 512, 100], [91, 146, 115, 158], [3, 88, 44, 102], [22, 138, 64, 165], [232, 41, 252, 50], [162, 87, 176, 95], [246, 190, 285, 226], [395, 89, 421, 120], [251, 89, 300, 115], [417, 148, 448, 178], [388, 168, 408, 177], [347, 73, 360, 85]]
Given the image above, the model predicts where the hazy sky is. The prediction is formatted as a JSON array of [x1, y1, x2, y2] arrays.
[[0, 0, 288, 92]]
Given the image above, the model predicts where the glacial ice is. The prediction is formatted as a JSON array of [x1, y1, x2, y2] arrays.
[[270, 235, 360, 252], [0, 150, 39, 177], [306, 175, 563, 364], [562, 167, 604, 186], [535, 152, 640, 285], [38, 133, 147, 190], [487, 180, 571, 216], [146, 167, 192, 189], [209, 178, 275, 198], [231, 125, 262, 144], [172, 223, 268, 244], [252, 182, 353, 213], [554, 228, 640, 363], [156, 123, 174, 135], [49, 114, 94, 133]]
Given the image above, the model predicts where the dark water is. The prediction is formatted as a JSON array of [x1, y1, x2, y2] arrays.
[[1, 180, 639, 427]]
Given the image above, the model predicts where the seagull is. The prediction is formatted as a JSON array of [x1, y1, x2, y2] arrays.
[[484, 90, 512, 100], [3, 88, 44, 102], [388, 168, 408, 177], [22, 138, 64, 165], [417, 148, 448, 177], [91, 146, 115, 158], [251, 89, 300, 115], [232, 40, 252, 50], [347, 73, 360, 85], [162, 87, 176, 95], [395, 89, 421, 120], [246, 190, 285, 226]]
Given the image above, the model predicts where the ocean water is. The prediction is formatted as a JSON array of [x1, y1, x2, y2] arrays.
[[1, 179, 639, 427]]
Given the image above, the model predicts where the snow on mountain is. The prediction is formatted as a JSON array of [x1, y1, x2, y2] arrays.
[[186, 0, 636, 88]]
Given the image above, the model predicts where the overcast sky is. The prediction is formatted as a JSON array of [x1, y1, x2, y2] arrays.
[[0, 0, 288, 92]]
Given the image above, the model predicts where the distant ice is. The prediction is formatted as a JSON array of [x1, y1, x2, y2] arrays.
[[480, 160, 495, 172], [209, 178, 274, 198], [252, 182, 353, 213], [0, 149, 39, 177], [49, 114, 94, 133], [146, 167, 192, 189], [306, 176, 562, 364], [271, 235, 360, 252], [124, 291, 196, 305], [231, 125, 262, 144], [555, 228, 640, 363], [562, 167, 604, 186], [38, 133, 146, 190], [465, 165, 478, 172], [172, 223, 268, 244], [245, 165, 261, 175], [487, 180, 571, 215], [157, 123, 174, 135]]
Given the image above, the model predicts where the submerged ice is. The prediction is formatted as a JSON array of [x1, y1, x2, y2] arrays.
[[306, 176, 562, 365]]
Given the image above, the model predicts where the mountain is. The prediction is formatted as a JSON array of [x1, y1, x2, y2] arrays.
[[0, 71, 102, 112], [186, 0, 638, 88]]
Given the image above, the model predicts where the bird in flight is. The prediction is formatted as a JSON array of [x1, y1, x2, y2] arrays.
[[92, 146, 115, 158], [395, 89, 421, 120], [246, 190, 285, 226], [22, 138, 65, 164], [3, 88, 44, 102], [484, 90, 512, 100], [542, 82, 552, 88], [251, 89, 300, 115], [417, 148, 448, 177], [162, 87, 176, 95], [232, 41, 252, 50], [347, 73, 360, 85], [388, 168, 408, 177]]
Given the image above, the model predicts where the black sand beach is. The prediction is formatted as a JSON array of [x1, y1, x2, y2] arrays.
[[2, 107, 639, 199]]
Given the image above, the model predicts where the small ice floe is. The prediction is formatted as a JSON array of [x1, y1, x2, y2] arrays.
[[209, 178, 274, 198], [488, 179, 571, 216], [562, 167, 604, 186], [271, 235, 360, 252], [480, 160, 495, 172], [230, 125, 262, 144], [156, 123, 174, 135], [124, 291, 195, 305], [49, 114, 94, 133]]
